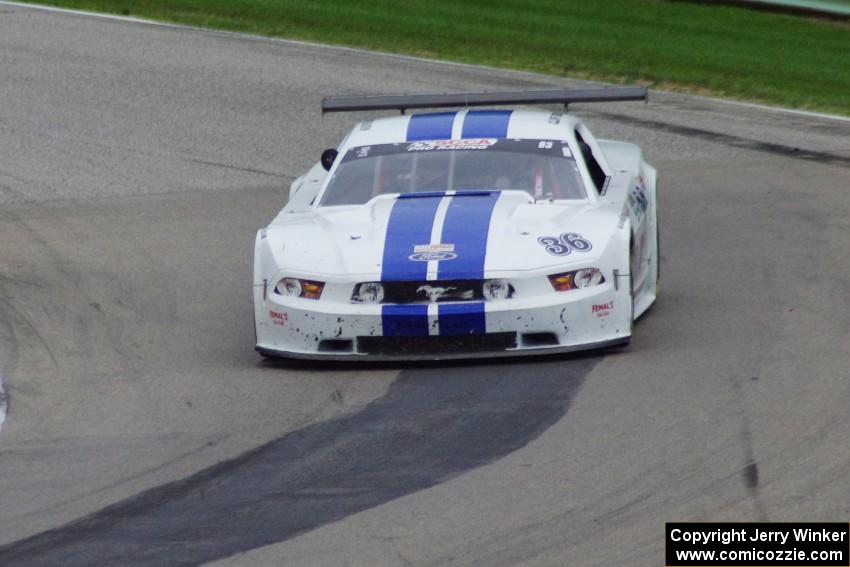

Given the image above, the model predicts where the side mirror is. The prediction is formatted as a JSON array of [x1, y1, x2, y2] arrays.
[[320, 148, 338, 172]]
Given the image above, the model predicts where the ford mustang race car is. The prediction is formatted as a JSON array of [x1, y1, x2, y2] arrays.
[[254, 87, 658, 360]]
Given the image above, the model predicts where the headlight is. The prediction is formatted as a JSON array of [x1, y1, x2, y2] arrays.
[[574, 268, 605, 288], [482, 279, 513, 301], [548, 268, 605, 292], [275, 277, 302, 297], [274, 277, 324, 299], [351, 282, 384, 303]]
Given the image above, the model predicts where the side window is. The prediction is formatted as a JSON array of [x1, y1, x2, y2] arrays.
[[575, 129, 608, 193]]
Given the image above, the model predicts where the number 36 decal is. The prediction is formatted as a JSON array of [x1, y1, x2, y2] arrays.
[[537, 233, 592, 256]]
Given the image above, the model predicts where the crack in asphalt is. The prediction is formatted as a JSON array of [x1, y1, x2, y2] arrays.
[[0, 355, 600, 567], [0, 374, 7, 433]]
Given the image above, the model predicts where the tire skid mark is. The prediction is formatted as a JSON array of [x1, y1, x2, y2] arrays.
[[0, 285, 17, 436], [0, 297, 58, 369], [594, 111, 850, 165], [0, 355, 600, 567], [730, 375, 768, 521]]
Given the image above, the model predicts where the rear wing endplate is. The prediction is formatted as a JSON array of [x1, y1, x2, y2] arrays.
[[322, 86, 647, 114]]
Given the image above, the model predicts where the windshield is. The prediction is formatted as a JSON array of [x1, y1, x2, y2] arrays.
[[319, 138, 586, 206]]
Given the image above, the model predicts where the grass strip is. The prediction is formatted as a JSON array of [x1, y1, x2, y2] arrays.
[[19, 0, 850, 115]]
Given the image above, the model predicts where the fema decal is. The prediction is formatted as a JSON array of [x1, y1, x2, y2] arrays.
[[409, 243, 458, 262], [537, 233, 592, 256], [268, 310, 288, 326], [592, 300, 613, 318]]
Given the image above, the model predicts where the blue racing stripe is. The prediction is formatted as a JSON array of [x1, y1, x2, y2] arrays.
[[381, 196, 442, 282], [406, 112, 455, 141], [461, 110, 512, 139], [380, 195, 443, 336], [434, 192, 499, 336], [382, 304, 430, 337], [437, 192, 500, 281], [437, 303, 486, 336]]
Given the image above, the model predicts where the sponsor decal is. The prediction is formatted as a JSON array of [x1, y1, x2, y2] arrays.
[[413, 244, 455, 253], [537, 232, 592, 256], [407, 139, 495, 152], [629, 182, 649, 216], [356, 146, 371, 158], [269, 310, 288, 326], [414, 243, 455, 253], [592, 300, 614, 318], [409, 243, 457, 262]]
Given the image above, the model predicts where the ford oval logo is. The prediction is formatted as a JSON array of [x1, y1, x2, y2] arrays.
[[408, 252, 458, 262]]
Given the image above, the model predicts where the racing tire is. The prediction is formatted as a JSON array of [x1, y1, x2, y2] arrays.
[[655, 222, 661, 296], [629, 240, 636, 328]]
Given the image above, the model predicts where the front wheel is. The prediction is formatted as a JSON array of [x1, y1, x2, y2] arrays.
[[654, 222, 661, 296]]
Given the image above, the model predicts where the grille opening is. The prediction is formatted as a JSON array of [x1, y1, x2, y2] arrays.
[[381, 280, 484, 304], [318, 339, 354, 353], [520, 332, 560, 348], [357, 333, 517, 356]]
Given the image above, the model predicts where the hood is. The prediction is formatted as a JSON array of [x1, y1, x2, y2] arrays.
[[267, 191, 618, 280]]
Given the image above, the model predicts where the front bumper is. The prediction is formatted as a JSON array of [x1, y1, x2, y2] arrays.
[[254, 280, 631, 361], [257, 336, 629, 361]]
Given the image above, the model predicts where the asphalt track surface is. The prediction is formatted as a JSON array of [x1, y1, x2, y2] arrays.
[[0, 4, 849, 566]]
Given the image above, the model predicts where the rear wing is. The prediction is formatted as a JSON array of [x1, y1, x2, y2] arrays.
[[322, 86, 647, 114]]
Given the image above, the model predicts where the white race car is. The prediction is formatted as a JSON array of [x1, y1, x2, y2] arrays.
[[254, 88, 658, 360]]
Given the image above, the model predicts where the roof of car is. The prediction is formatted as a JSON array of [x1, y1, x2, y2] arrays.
[[341, 109, 583, 149]]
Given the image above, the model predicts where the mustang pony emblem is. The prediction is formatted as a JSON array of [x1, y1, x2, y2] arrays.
[[416, 285, 457, 302]]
